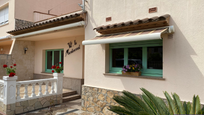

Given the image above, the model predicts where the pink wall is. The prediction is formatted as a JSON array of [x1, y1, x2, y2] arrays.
[[15, 0, 82, 22]]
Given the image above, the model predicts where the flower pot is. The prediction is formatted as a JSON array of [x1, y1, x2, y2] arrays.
[[53, 73, 63, 78], [3, 76, 18, 81], [122, 71, 141, 76]]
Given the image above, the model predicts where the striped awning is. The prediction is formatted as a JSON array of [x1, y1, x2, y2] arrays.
[[82, 26, 174, 45]]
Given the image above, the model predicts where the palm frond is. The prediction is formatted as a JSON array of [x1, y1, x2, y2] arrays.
[[172, 93, 185, 114], [142, 94, 157, 115], [122, 91, 154, 115], [164, 91, 178, 115], [109, 106, 136, 115], [190, 95, 201, 114], [141, 88, 170, 115]]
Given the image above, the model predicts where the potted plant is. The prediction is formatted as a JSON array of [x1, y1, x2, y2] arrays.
[[52, 62, 63, 78], [3, 64, 17, 77], [51, 62, 63, 73], [122, 64, 142, 76]]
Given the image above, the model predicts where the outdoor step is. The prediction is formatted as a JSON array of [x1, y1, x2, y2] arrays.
[[63, 90, 77, 97], [63, 94, 81, 103]]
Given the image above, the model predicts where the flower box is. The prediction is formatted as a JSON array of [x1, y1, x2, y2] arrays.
[[122, 71, 141, 76]]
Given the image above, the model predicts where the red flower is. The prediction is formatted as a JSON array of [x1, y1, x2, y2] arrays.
[[51, 65, 56, 69], [59, 62, 62, 64], [13, 64, 16, 66], [3, 64, 7, 68], [10, 66, 13, 68], [9, 72, 15, 77], [56, 66, 60, 69], [52, 70, 54, 73]]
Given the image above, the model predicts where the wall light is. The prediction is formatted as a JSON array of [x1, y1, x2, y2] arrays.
[[24, 47, 28, 54], [0, 48, 3, 51]]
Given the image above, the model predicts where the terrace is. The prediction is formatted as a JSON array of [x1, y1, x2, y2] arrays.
[[0, 73, 81, 115]]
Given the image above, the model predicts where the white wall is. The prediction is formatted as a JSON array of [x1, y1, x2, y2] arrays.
[[34, 36, 84, 79], [0, 0, 15, 37], [84, 0, 204, 103]]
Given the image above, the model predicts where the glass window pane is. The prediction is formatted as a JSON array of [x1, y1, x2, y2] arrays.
[[147, 46, 163, 69], [4, 7, 8, 23], [112, 48, 124, 67], [47, 51, 52, 69], [61, 50, 64, 69], [128, 47, 142, 65], [54, 51, 60, 65]]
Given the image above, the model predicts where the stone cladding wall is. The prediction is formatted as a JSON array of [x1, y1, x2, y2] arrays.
[[0, 94, 62, 115], [0, 55, 13, 79], [81, 85, 123, 115]]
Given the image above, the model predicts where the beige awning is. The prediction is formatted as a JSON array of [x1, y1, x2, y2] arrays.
[[82, 26, 174, 45]]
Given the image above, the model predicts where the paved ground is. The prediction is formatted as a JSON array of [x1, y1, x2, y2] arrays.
[[22, 99, 93, 115]]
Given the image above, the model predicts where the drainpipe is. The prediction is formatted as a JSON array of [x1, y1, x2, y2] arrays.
[[13, 21, 85, 39], [79, 0, 86, 12]]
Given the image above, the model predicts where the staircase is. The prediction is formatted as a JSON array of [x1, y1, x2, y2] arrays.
[[62, 89, 81, 103]]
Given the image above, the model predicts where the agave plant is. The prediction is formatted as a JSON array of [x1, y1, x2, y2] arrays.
[[109, 88, 204, 115]]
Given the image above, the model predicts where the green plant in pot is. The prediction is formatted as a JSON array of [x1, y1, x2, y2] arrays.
[[122, 64, 142, 76], [3, 64, 17, 77], [51, 62, 63, 73]]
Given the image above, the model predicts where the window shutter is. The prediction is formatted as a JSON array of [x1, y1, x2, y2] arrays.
[[0, 10, 3, 25], [4, 7, 8, 23]]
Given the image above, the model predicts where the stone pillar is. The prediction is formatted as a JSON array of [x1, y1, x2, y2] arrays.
[[53, 73, 63, 104], [3, 76, 17, 105], [3, 76, 17, 115]]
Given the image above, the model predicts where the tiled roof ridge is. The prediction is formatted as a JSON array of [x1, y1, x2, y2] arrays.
[[8, 11, 86, 34], [94, 14, 170, 31]]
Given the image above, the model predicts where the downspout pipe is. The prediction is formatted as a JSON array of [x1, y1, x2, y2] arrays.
[[82, 0, 85, 12], [79, 0, 86, 12], [13, 21, 85, 39]]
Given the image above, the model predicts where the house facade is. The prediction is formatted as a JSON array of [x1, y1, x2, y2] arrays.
[[0, 0, 85, 115], [0, 0, 84, 85], [0, 0, 204, 115], [81, 0, 204, 114]]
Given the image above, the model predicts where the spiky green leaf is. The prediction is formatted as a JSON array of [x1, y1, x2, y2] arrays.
[[172, 93, 185, 114], [164, 91, 178, 115]]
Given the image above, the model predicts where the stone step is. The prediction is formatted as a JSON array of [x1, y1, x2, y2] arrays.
[[63, 90, 77, 97], [63, 94, 81, 103]]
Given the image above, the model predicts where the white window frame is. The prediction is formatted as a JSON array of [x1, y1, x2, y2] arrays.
[[0, 4, 9, 26]]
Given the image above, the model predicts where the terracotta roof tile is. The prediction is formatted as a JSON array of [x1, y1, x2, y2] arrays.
[[94, 14, 170, 32], [8, 12, 85, 35]]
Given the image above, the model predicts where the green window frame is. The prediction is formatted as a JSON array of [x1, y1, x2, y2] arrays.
[[109, 40, 163, 77], [45, 49, 64, 73]]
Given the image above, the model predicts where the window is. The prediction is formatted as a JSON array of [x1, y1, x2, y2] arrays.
[[109, 40, 163, 77], [45, 49, 64, 73], [0, 6, 8, 26]]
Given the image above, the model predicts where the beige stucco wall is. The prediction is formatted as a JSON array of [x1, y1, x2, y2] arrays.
[[15, 0, 82, 22], [0, 45, 11, 54], [34, 36, 84, 79], [11, 40, 35, 81], [0, 0, 15, 37], [84, 0, 204, 103]]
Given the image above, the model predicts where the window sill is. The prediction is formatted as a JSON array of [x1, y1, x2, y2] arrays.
[[103, 73, 165, 80], [0, 22, 9, 27]]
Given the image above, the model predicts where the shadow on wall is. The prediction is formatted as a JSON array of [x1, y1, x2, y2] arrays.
[[104, 17, 204, 102], [84, 0, 97, 40]]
